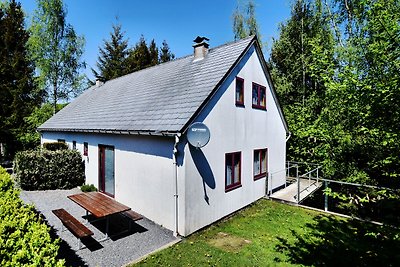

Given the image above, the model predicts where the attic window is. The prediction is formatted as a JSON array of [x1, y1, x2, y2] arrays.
[[252, 82, 266, 110], [235, 77, 244, 106]]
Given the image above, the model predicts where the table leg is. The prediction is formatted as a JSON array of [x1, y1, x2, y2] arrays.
[[105, 216, 109, 240]]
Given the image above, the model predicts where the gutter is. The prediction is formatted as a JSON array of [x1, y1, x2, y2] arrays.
[[37, 128, 178, 137], [172, 133, 181, 236], [286, 132, 291, 142]]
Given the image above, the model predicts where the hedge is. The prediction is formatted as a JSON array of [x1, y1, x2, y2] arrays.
[[0, 167, 65, 266], [14, 149, 85, 190], [43, 142, 69, 151]]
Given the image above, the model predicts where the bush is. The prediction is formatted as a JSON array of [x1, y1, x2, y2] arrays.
[[14, 149, 85, 190], [80, 184, 97, 192], [43, 142, 69, 151], [0, 166, 65, 266]]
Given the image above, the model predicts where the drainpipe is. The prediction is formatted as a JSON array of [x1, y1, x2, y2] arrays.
[[173, 133, 181, 237]]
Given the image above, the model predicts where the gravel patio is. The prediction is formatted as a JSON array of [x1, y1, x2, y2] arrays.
[[20, 188, 179, 267]]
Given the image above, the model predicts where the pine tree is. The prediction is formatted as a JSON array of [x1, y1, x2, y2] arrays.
[[159, 40, 175, 63], [0, 0, 42, 157], [149, 39, 159, 66], [127, 35, 151, 72], [29, 0, 85, 114], [93, 23, 129, 81]]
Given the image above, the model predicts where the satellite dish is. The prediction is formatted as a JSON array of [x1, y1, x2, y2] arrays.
[[187, 122, 210, 148]]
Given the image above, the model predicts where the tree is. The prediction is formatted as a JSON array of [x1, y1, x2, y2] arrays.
[[0, 0, 42, 158], [322, 0, 400, 186], [126, 35, 151, 72], [269, 0, 335, 166], [28, 0, 85, 114], [159, 40, 175, 63], [149, 39, 159, 66], [232, 0, 261, 41], [93, 23, 129, 81]]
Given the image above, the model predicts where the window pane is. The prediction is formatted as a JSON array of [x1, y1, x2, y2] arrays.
[[226, 154, 233, 186], [236, 79, 243, 103], [254, 150, 260, 176], [261, 150, 267, 173], [260, 87, 266, 107], [233, 153, 240, 183], [252, 84, 258, 105]]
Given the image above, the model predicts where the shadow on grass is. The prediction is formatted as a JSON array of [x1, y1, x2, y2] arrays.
[[275, 214, 400, 266]]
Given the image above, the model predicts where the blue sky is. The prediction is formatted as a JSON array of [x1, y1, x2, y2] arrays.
[[19, 0, 292, 80]]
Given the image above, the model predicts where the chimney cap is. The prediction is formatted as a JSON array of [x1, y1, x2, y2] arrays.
[[193, 36, 209, 43]]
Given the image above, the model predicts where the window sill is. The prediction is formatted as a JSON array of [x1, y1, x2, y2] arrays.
[[225, 183, 242, 192], [252, 105, 267, 110], [254, 173, 266, 181]]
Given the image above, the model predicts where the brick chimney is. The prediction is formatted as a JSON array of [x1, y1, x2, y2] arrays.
[[193, 36, 209, 61]]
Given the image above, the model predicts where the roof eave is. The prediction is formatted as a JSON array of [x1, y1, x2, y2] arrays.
[[38, 128, 179, 137]]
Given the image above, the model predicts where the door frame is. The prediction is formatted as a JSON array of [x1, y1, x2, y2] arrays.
[[98, 144, 115, 198]]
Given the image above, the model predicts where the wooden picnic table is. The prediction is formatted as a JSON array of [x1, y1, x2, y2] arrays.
[[68, 192, 131, 240]]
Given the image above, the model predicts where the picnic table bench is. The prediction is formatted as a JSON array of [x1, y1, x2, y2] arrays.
[[52, 208, 93, 250], [122, 210, 143, 230]]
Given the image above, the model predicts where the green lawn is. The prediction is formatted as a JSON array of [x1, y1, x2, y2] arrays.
[[133, 199, 400, 266]]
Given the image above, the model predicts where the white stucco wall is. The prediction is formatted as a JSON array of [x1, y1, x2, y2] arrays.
[[182, 45, 287, 235], [41, 132, 178, 231]]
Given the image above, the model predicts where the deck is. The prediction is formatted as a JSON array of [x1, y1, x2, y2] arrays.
[[270, 178, 322, 203]]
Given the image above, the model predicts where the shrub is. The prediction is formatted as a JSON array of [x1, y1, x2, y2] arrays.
[[0, 166, 65, 266], [43, 142, 69, 151], [80, 184, 97, 192], [14, 149, 85, 190]]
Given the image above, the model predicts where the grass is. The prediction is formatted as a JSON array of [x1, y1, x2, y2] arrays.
[[132, 199, 400, 266]]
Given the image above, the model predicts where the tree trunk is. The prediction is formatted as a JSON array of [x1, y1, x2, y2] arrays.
[[53, 82, 57, 115]]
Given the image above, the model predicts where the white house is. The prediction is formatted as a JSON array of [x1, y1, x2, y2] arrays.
[[39, 36, 289, 236]]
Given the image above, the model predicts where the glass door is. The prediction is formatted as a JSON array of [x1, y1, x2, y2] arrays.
[[98, 145, 115, 197]]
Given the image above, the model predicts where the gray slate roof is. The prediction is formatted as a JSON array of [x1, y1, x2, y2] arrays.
[[39, 36, 255, 134]]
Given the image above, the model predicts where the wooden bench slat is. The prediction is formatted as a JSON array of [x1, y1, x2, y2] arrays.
[[122, 210, 143, 221], [52, 209, 93, 238]]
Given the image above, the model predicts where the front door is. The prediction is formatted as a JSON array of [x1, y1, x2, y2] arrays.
[[98, 145, 115, 197]]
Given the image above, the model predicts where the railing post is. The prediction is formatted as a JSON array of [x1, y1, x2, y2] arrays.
[[296, 165, 300, 204], [324, 181, 329, 212], [317, 167, 319, 184]]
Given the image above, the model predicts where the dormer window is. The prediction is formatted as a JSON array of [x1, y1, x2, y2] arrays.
[[252, 82, 266, 110], [235, 77, 244, 106]]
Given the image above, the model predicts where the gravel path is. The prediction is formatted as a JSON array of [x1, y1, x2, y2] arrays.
[[20, 189, 178, 267]]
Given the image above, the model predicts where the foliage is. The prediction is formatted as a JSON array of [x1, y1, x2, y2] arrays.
[[43, 141, 69, 151], [80, 184, 97, 192], [93, 23, 174, 82], [269, 0, 335, 167], [18, 103, 67, 150], [0, 166, 65, 266], [159, 39, 175, 63], [232, 0, 261, 41], [270, 0, 399, 193], [92, 22, 130, 81], [132, 199, 399, 266], [321, 0, 400, 186], [28, 0, 86, 114], [14, 149, 85, 190], [0, 0, 43, 158]]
